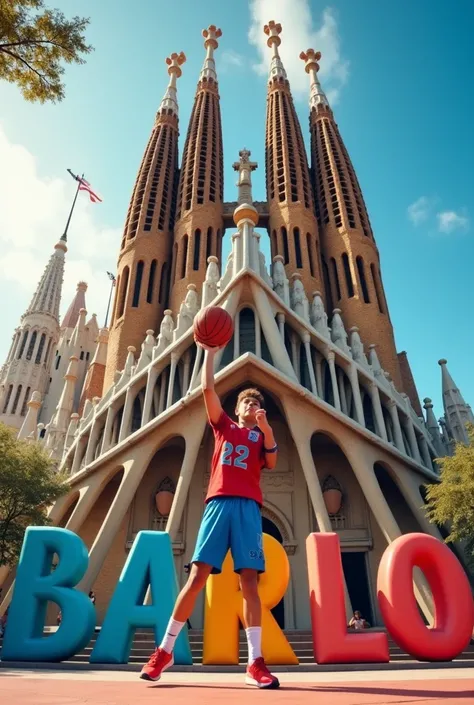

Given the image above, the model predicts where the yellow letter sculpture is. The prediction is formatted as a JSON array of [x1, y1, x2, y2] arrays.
[[203, 533, 298, 665]]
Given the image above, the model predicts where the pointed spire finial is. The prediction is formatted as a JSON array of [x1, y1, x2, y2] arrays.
[[300, 48, 329, 109], [200, 25, 222, 82], [232, 148, 258, 207], [158, 51, 186, 117], [264, 21, 287, 80]]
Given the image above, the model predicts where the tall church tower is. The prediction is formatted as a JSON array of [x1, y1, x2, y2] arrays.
[[168, 26, 224, 314], [104, 52, 186, 390], [0, 236, 65, 429], [300, 49, 402, 388], [264, 22, 323, 297]]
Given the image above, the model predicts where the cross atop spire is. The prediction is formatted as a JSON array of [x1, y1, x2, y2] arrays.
[[200, 25, 222, 82], [158, 51, 186, 117], [264, 21, 287, 80], [233, 148, 258, 206], [300, 48, 329, 109]]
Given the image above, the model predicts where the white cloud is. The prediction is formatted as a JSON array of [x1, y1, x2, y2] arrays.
[[0, 124, 121, 344], [407, 196, 432, 225], [221, 50, 246, 71], [248, 1, 349, 102], [436, 210, 469, 234]]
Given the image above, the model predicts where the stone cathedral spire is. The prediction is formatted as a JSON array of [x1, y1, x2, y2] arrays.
[[438, 359, 474, 445], [104, 52, 186, 390], [264, 22, 324, 299], [300, 48, 402, 388], [0, 236, 66, 430], [169, 26, 225, 314]]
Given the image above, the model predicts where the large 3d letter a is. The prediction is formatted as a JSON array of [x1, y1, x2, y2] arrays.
[[2, 527, 95, 662], [91, 531, 192, 664]]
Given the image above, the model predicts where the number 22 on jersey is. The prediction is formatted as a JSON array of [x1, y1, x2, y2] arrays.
[[221, 442, 249, 470]]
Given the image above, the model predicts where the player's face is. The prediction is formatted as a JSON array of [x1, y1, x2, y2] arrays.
[[237, 396, 261, 421]]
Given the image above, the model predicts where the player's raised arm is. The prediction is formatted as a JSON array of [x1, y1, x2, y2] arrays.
[[199, 343, 223, 425]]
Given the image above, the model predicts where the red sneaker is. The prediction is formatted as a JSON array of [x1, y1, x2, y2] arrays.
[[140, 647, 174, 682], [245, 657, 280, 689]]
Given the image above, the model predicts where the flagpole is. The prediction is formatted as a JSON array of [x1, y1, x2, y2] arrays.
[[104, 272, 116, 328], [62, 170, 84, 242]]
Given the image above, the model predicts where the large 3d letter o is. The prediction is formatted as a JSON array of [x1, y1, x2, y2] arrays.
[[378, 533, 474, 661]]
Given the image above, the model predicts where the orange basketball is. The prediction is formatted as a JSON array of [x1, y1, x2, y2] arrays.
[[193, 306, 233, 348]]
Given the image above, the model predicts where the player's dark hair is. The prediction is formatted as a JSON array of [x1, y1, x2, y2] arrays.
[[235, 388, 265, 410]]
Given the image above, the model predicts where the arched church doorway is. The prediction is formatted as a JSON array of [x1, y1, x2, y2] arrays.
[[262, 516, 285, 629]]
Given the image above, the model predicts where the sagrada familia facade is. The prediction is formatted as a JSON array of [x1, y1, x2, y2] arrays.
[[0, 23, 472, 632]]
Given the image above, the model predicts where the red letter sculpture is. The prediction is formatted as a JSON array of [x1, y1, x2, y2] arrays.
[[306, 533, 389, 663], [378, 533, 474, 661]]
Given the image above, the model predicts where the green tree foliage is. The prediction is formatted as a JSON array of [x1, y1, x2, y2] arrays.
[[424, 424, 474, 568], [0, 0, 92, 102], [0, 423, 69, 566]]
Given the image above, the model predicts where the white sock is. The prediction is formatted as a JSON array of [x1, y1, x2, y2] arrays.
[[246, 626, 262, 664], [160, 618, 185, 654]]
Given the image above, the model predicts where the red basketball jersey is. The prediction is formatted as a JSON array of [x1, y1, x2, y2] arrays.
[[206, 411, 266, 505]]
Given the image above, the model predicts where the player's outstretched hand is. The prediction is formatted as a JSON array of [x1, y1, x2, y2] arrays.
[[194, 336, 221, 354], [255, 408, 271, 432]]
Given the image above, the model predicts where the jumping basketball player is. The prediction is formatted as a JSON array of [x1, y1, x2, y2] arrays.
[[140, 341, 280, 688]]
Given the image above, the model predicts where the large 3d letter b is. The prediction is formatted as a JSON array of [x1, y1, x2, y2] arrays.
[[2, 527, 95, 662]]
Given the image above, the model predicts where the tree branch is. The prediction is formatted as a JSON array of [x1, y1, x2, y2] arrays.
[[0, 39, 76, 58], [0, 46, 54, 88]]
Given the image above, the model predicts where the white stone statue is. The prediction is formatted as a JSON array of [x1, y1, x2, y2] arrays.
[[290, 274, 309, 321], [331, 309, 351, 356], [310, 291, 330, 339], [349, 326, 368, 368], [154, 310, 174, 356], [272, 256, 290, 305], [202, 256, 220, 306]]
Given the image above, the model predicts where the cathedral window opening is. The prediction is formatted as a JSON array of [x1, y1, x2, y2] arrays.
[[206, 227, 213, 260], [370, 263, 385, 314], [55, 355, 61, 370], [356, 257, 370, 304], [44, 338, 52, 367], [131, 395, 143, 434], [147, 260, 157, 304], [321, 256, 334, 315], [271, 230, 278, 259], [281, 227, 289, 265], [342, 253, 354, 298], [193, 229, 201, 271], [118, 267, 130, 318], [20, 387, 31, 417], [2, 385, 13, 413], [307, 234, 315, 277], [132, 261, 144, 308], [11, 385, 22, 415], [330, 258, 342, 300], [80, 351, 85, 361], [362, 393, 376, 434], [274, 94, 285, 202], [282, 95, 298, 202], [170, 243, 178, 286], [217, 229, 222, 263], [35, 333, 46, 364], [86, 352, 90, 362], [158, 263, 168, 304], [26, 331, 37, 361], [18, 330, 29, 359], [239, 307, 256, 355], [180, 235, 189, 279], [294, 228, 303, 268]]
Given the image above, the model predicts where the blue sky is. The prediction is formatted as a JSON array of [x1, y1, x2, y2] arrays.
[[0, 0, 472, 421]]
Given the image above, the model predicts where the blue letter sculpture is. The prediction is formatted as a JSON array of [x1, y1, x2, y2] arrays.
[[2, 527, 96, 661], [91, 531, 192, 664]]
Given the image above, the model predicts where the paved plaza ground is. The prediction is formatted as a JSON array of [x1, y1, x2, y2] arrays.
[[1, 667, 474, 704]]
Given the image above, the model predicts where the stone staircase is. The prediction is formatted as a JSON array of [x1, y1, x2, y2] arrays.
[[3, 629, 473, 671]]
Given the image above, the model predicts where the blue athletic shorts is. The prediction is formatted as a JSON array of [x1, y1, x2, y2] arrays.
[[190, 496, 265, 574]]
